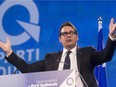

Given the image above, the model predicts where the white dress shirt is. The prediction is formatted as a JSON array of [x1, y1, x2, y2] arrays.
[[58, 46, 84, 87]]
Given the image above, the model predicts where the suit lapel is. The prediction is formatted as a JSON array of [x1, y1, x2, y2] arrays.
[[77, 48, 82, 72], [54, 51, 62, 70]]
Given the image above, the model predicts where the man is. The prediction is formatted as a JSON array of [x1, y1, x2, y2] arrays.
[[0, 18, 116, 87]]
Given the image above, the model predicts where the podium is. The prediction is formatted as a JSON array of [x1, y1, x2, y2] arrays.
[[0, 69, 75, 87]]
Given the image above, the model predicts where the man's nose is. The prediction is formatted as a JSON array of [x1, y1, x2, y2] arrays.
[[67, 33, 71, 37]]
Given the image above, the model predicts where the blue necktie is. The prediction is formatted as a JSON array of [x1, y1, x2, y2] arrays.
[[63, 51, 71, 69]]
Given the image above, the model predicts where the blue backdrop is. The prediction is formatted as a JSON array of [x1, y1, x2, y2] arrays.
[[0, 1, 116, 87]]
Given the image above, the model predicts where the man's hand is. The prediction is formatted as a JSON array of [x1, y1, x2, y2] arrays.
[[0, 37, 12, 56], [109, 18, 116, 38]]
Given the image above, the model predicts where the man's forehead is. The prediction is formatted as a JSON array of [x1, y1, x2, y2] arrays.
[[61, 26, 74, 32]]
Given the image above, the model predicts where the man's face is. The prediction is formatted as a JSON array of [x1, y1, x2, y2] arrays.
[[59, 26, 78, 50]]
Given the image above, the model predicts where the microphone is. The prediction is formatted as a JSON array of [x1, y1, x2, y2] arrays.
[[57, 59, 88, 87], [57, 59, 68, 66], [13, 68, 18, 74]]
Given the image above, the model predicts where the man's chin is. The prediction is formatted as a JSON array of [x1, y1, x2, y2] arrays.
[[67, 43, 73, 46], [66, 44, 75, 49]]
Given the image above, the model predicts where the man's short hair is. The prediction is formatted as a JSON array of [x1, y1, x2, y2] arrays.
[[59, 22, 77, 37]]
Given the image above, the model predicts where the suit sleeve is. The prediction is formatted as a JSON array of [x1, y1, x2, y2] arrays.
[[5, 52, 45, 73], [91, 37, 116, 66]]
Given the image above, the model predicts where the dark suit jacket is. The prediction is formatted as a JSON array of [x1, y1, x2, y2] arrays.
[[5, 37, 116, 87]]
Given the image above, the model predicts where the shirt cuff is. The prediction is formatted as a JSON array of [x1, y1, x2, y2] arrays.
[[6, 50, 12, 57], [109, 34, 116, 41]]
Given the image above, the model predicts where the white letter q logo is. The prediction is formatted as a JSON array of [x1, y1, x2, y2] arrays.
[[0, 0, 40, 45]]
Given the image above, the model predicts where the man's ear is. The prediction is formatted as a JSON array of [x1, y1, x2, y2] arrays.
[[76, 35, 79, 41], [77, 37, 79, 41], [59, 37, 61, 43]]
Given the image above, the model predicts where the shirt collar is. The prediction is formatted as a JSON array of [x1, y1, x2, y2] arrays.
[[62, 46, 77, 56]]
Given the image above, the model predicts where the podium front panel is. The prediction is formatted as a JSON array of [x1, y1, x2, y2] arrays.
[[0, 69, 75, 87]]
